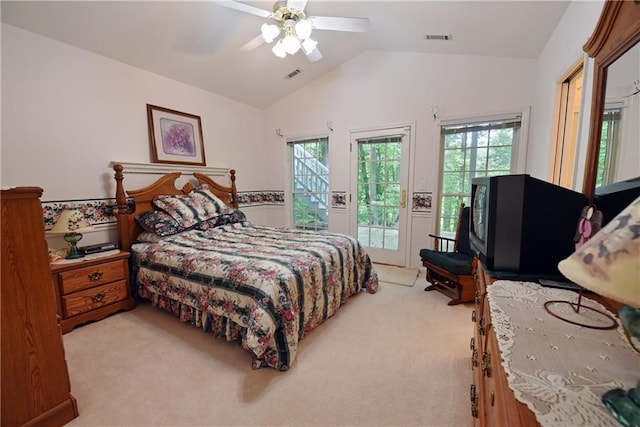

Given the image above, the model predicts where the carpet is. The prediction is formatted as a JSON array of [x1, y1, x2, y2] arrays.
[[62, 277, 474, 427], [374, 263, 419, 287]]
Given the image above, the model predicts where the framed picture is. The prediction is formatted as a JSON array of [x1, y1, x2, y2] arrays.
[[146, 104, 206, 166]]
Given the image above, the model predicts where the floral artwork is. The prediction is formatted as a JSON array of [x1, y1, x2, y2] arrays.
[[332, 191, 347, 209], [160, 119, 196, 157], [147, 104, 206, 166], [412, 192, 432, 213]]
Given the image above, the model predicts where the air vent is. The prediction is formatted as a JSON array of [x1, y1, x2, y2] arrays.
[[285, 69, 302, 79], [424, 34, 452, 41]]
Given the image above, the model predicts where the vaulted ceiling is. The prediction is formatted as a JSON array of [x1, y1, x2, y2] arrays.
[[1, 1, 570, 108]]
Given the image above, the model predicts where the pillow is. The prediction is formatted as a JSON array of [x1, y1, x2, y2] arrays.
[[153, 184, 227, 228], [196, 208, 247, 230], [135, 210, 186, 236]]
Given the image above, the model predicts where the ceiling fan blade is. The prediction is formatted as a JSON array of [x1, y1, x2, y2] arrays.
[[306, 47, 323, 62], [240, 34, 265, 52], [287, 0, 308, 12], [309, 16, 369, 32], [215, 0, 271, 18]]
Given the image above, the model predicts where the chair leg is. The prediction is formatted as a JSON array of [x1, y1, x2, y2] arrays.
[[424, 270, 439, 291], [424, 267, 475, 305], [447, 294, 464, 306]]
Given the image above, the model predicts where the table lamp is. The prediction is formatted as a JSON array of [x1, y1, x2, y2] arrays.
[[50, 209, 93, 259], [557, 195, 640, 427]]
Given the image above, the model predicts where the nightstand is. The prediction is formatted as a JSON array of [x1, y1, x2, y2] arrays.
[[50, 250, 135, 333]]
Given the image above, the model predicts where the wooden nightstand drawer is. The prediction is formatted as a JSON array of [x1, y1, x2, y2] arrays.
[[59, 259, 127, 294], [63, 279, 128, 317], [51, 251, 135, 332]]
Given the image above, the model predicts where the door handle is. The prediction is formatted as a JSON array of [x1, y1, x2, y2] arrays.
[[401, 190, 407, 208]]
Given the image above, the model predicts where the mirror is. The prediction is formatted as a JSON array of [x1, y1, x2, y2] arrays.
[[597, 42, 640, 186], [582, 1, 640, 201]]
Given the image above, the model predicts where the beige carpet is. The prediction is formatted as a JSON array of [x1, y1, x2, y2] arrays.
[[63, 271, 474, 427], [374, 263, 419, 287]]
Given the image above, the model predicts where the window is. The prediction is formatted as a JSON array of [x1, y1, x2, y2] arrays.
[[596, 105, 622, 187], [289, 136, 329, 230], [438, 115, 522, 236]]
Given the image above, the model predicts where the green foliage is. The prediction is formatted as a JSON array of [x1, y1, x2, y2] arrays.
[[293, 194, 327, 230], [356, 142, 401, 227], [595, 122, 609, 187], [440, 127, 514, 234]]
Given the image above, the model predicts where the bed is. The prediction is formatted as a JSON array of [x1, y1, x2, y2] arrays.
[[112, 164, 378, 370]]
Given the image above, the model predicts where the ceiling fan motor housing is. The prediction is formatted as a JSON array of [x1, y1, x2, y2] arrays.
[[272, 0, 305, 22]]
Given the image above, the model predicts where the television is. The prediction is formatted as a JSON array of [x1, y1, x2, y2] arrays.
[[594, 176, 640, 226], [469, 174, 587, 275]]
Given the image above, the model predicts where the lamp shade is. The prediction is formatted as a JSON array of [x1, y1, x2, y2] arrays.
[[50, 209, 93, 234], [261, 23, 280, 43], [558, 195, 640, 308], [272, 40, 287, 58], [282, 34, 301, 54], [302, 37, 318, 54], [295, 19, 312, 39]]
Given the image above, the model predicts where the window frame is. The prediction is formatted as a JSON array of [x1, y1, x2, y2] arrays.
[[286, 134, 330, 231], [436, 111, 528, 237]]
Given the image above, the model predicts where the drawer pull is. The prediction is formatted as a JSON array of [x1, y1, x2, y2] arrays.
[[482, 350, 492, 377], [471, 348, 478, 368], [479, 317, 486, 335], [471, 310, 477, 323], [92, 292, 106, 303], [470, 337, 475, 351], [470, 384, 478, 418], [89, 271, 104, 281]]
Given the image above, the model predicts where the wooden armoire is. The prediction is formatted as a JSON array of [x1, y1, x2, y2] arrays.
[[1, 187, 79, 426]]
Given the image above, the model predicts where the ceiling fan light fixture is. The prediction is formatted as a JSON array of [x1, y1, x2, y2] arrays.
[[261, 23, 280, 43], [295, 19, 313, 39], [301, 37, 317, 54], [223, 0, 370, 61], [272, 40, 287, 58], [282, 34, 301, 54]]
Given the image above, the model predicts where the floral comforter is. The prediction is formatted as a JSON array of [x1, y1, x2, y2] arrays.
[[131, 222, 378, 370]]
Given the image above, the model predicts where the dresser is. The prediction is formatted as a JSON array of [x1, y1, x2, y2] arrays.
[[470, 262, 637, 426], [1, 187, 79, 427], [470, 264, 541, 426], [50, 250, 135, 333]]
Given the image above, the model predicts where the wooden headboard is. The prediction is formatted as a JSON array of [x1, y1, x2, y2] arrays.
[[113, 163, 238, 252]]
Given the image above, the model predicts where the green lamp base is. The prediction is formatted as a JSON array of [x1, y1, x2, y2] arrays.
[[64, 232, 85, 259], [602, 306, 640, 426], [602, 383, 640, 427]]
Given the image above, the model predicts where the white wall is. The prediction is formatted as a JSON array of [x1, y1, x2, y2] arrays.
[[1, 24, 267, 245], [2, 1, 615, 265], [265, 51, 538, 267], [527, 0, 605, 189]]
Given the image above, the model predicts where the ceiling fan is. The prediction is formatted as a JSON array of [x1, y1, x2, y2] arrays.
[[218, 0, 369, 62]]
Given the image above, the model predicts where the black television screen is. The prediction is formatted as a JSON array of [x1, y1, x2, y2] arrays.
[[469, 174, 587, 275]]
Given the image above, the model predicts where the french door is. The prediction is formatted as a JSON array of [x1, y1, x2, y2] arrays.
[[350, 126, 411, 266]]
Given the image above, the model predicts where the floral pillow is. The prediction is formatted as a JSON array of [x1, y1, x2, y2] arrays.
[[196, 208, 247, 230], [153, 184, 227, 228], [135, 210, 186, 236]]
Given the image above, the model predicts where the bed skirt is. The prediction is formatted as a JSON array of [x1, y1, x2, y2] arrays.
[[138, 286, 268, 364]]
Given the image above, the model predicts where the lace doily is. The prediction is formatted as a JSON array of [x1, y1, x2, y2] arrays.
[[487, 280, 640, 427]]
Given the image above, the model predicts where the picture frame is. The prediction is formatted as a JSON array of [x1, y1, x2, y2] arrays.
[[146, 104, 206, 166]]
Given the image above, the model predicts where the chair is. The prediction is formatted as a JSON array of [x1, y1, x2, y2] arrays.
[[419, 203, 477, 306]]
